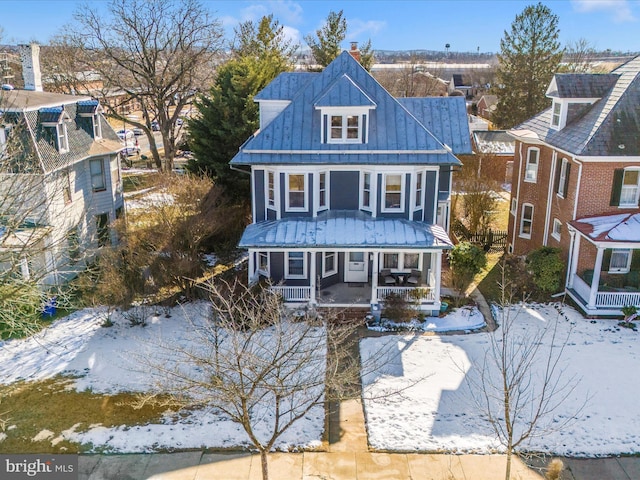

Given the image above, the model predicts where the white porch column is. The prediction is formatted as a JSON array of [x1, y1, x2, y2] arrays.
[[567, 230, 581, 289], [371, 251, 379, 305], [434, 251, 442, 302], [588, 246, 604, 308], [248, 250, 255, 284], [309, 251, 317, 305]]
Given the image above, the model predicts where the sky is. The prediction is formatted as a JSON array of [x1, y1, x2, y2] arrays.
[[0, 0, 639, 54]]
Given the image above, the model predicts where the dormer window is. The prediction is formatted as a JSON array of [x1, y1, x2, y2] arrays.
[[551, 101, 561, 127], [77, 100, 103, 139], [40, 107, 72, 153], [330, 114, 360, 142]]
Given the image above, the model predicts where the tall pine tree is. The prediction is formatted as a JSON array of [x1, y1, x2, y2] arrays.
[[493, 3, 563, 129], [305, 10, 347, 67], [187, 16, 294, 200]]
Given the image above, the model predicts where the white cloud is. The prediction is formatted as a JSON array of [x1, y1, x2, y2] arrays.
[[240, 1, 303, 24], [572, 0, 636, 22], [346, 19, 387, 40], [281, 25, 303, 48]]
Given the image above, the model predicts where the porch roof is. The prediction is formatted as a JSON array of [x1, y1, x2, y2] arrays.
[[239, 210, 453, 249], [572, 212, 640, 244]]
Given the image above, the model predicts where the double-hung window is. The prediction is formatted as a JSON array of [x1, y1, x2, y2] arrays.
[[257, 251, 269, 275], [318, 171, 328, 211], [519, 203, 534, 238], [557, 158, 569, 198], [524, 148, 539, 183], [92, 113, 102, 139], [383, 252, 420, 271], [286, 173, 306, 212], [329, 114, 360, 143], [57, 123, 69, 153], [322, 252, 337, 277], [414, 172, 423, 210], [620, 169, 640, 207], [285, 252, 306, 279], [90, 159, 106, 192], [266, 170, 276, 209], [383, 173, 404, 212], [609, 249, 632, 274], [551, 101, 561, 127], [552, 218, 562, 241], [360, 172, 372, 211]]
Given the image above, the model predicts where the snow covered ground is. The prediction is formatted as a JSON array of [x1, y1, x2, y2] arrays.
[[361, 303, 640, 457], [368, 305, 485, 333], [0, 303, 324, 453]]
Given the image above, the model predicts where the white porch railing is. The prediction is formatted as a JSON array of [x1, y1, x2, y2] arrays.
[[596, 291, 640, 308], [270, 286, 312, 302], [376, 286, 435, 303]]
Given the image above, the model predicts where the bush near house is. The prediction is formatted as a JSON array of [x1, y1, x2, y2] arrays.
[[449, 242, 487, 304], [526, 246, 564, 294]]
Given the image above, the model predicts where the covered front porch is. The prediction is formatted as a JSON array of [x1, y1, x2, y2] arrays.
[[566, 213, 640, 316], [240, 210, 453, 313]]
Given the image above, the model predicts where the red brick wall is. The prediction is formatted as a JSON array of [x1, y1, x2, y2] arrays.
[[576, 162, 640, 218]]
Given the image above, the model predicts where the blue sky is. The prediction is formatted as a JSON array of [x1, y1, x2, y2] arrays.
[[1, 0, 639, 53]]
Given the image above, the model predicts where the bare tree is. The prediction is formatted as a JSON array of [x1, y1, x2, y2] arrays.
[[374, 53, 447, 97], [470, 264, 582, 480], [136, 280, 358, 480], [560, 38, 605, 73], [67, 0, 224, 171]]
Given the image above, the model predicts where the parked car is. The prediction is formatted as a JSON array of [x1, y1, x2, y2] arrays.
[[132, 127, 144, 136], [151, 121, 160, 131]]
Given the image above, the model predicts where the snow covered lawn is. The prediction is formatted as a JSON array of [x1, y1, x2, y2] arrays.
[[361, 303, 640, 457], [0, 303, 325, 453]]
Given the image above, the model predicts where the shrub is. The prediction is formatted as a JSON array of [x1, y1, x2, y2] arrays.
[[448, 242, 487, 303], [381, 293, 416, 323], [526, 247, 564, 293]]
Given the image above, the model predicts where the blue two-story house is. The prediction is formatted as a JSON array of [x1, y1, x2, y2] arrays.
[[231, 51, 470, 313]]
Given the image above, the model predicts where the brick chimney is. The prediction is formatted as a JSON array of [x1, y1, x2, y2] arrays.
[[349, 42, 361, 62], [19, 43, 43, 92]]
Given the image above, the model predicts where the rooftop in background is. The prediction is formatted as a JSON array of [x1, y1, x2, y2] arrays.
[[472, 130, 515, 155], [0, 89, 91, 111]]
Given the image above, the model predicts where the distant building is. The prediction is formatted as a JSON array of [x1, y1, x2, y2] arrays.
[[472, 130, 515, 183]]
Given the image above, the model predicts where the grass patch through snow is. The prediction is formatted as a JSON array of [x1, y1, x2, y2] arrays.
[[0, 377, 167, 454]]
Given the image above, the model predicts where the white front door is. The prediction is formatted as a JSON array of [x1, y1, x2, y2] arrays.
[[344, 251, 368, 282]]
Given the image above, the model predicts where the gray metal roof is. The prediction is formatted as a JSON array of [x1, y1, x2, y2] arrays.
[[547, 73, 619, 98], [512, 55, 640, 156], [254, 72, 318, 101], [231, 51, 465, 167], [239, 210, 453, 249], [397, 97, 472, 154]]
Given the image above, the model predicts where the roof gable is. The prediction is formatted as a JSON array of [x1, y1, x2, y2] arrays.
[[546, 73, 619, 99], [314, 74, 376, 107], [232, 51, 462, 166]]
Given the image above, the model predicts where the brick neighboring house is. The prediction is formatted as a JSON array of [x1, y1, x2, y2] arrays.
[[507, 56, 640, 316]]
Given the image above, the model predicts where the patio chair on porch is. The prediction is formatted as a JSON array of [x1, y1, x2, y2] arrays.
[[406, 269, 421, 286], [380, 269, 396, 285]]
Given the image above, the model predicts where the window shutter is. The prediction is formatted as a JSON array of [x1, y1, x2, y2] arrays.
[[322, 115, 327, 143], [610, 169, 624, 206], [553, 160, 562, 194], [362, 114, 367, 144], [563, 163, 571, 197]]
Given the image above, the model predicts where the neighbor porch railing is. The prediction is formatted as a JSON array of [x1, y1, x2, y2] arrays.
[[270, 286, 312, 302], [376, 286, 435, 303], [595, 291, 640, 308]]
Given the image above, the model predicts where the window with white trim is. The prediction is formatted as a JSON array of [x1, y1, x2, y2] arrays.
[[266, 170, 276, 209], [383, 253, 399, 269], [360, 171, 372, 211], [92, 113, 102, 139], [557, 158, 569, 198], [551, 101, 561, 127], [620, 169, 640, 207], [57, 123, 69, 153], [257, 251, 269, 275], [285, 173, 306, 211], [383, 252, 420, 271], [552, 218, 562, 241], [90, 159, 106, 192], [519, 203, 533, 238], [404, 253, 420, 269], [383, 173, 404, 211], [318, 171, 328, 211], [524, 148, 539, 183], [609, 249, 631, 274], [329, 114, 361, 143], [285, 251, 306, 279], [322, 251, 337, 277], [414, 172, 423, 209], [510, 198, 517, 215]]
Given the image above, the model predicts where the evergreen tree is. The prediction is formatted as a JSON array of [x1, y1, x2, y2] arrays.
[[493, 3, 563, 129], [305, 10, 347, 67], [186, 16, 294, 201], [360, 39, 375, 72]]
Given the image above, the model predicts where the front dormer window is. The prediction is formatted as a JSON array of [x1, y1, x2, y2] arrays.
[[57, 123, 69, 153], [330, 114, 360, 142], [40, 107, 72, 153], [77, 100, 103, 139], [551, 101, 561, 127], [92, 113, 102, 139]]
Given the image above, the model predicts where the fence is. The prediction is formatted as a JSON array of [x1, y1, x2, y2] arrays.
[[452, 221, 507, 253]]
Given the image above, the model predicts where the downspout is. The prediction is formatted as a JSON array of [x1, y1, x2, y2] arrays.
[[573, 158, 583, 220], [511, 142, 524, 251], [543, 151, 557, 246]]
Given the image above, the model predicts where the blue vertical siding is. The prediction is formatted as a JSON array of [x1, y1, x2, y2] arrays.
[[330, 171, 359, 210]]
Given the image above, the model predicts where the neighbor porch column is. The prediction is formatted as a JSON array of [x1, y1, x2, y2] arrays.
[[309, 251, 317, 305], [566, 229, 580, 289], [434, 250, 442, 302], [588, 246, 604, 308], [248, 250, 256, 284], [371, 251, 379, 305]]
